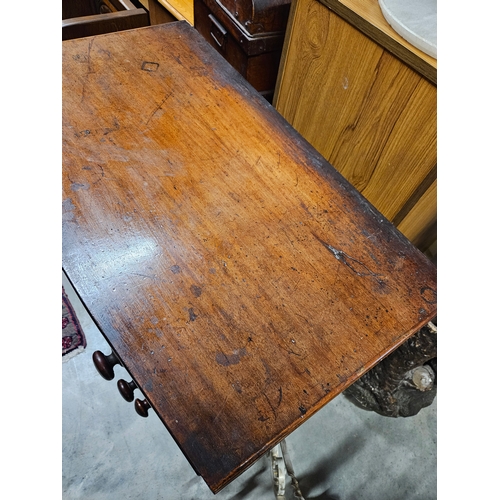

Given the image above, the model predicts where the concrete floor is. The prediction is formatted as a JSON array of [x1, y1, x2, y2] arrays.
[[62, 271, 437, 500]]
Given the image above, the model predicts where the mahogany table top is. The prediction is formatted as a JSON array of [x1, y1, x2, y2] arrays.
[[62, 21, 437, 493]]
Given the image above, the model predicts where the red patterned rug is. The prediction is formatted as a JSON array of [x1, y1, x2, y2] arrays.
[[62, 286, 86, 362]]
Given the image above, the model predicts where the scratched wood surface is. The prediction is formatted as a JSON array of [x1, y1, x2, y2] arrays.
[[62, 21, 437, 493]]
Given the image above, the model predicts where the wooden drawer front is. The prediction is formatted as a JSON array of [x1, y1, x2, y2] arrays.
[[275, 0, 436, 249], [62, 0, 149, 40], [63, 0, 138, 19]]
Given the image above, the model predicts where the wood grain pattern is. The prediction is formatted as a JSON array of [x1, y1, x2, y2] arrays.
[[62, 22, 436, 493], [274, 0, 436, 249], [397, 178, 437, 250], [318, 0, 436, 84]]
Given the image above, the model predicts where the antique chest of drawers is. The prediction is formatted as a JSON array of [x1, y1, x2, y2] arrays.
[[194, 0, 291, 100]]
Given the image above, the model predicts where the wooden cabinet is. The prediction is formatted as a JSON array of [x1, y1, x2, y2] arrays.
[[274, 0, 437, 253]]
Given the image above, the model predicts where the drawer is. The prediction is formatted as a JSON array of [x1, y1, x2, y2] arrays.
[[62, 0, 149, 40]]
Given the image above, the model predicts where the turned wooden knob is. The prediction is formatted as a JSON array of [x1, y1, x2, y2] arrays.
[[135, 398, 151, 417], [92, 350, 121, 380], [117, 379, 137, 402]]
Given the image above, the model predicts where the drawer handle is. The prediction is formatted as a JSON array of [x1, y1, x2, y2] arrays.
[[117, 379, 137, 402], [135, 398, 151, 417], [208, 14, 227, 50], [92, 350, 121, 380]]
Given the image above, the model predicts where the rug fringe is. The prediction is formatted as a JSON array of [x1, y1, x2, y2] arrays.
[[62, 346, 86, 363], [62, 285, 87, 363]]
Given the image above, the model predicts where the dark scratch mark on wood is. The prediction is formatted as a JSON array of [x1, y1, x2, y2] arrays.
[[81, 38, 96, 103], [88, 164, 106, 185], [263, 392, 277, 420], [86, 38, 95, 75], [312, 232, 384, 282], [102, 117, 120, 135], [144, 92, 173, 128], [277, 387, 283, 407], [420, 286, 437, 304], [278, 344, 302, 357]]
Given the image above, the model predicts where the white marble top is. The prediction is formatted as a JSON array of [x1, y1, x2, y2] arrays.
[[378, 0, 437, 59]]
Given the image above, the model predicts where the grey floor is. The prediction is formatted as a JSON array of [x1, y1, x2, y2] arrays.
[[62, 271, 437, 500]]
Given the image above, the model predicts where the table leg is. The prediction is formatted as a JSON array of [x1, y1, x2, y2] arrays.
[[270, 439, 306, 500]]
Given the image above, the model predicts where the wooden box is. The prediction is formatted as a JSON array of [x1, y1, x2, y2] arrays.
[[194, 0, 291, 100]]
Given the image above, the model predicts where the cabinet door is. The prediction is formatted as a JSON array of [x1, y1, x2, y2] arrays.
[[397, 178, 437, 253], [275, 0, 436, 249]]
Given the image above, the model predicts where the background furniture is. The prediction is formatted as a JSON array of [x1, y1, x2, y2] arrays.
[[62, 0, 149, 40], [144, 0, 292, 101], [194, 0, 291, 101], [274, 0, 437, 254]]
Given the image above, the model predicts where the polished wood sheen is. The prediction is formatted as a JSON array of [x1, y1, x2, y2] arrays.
[[62, 22, 437, 493]]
